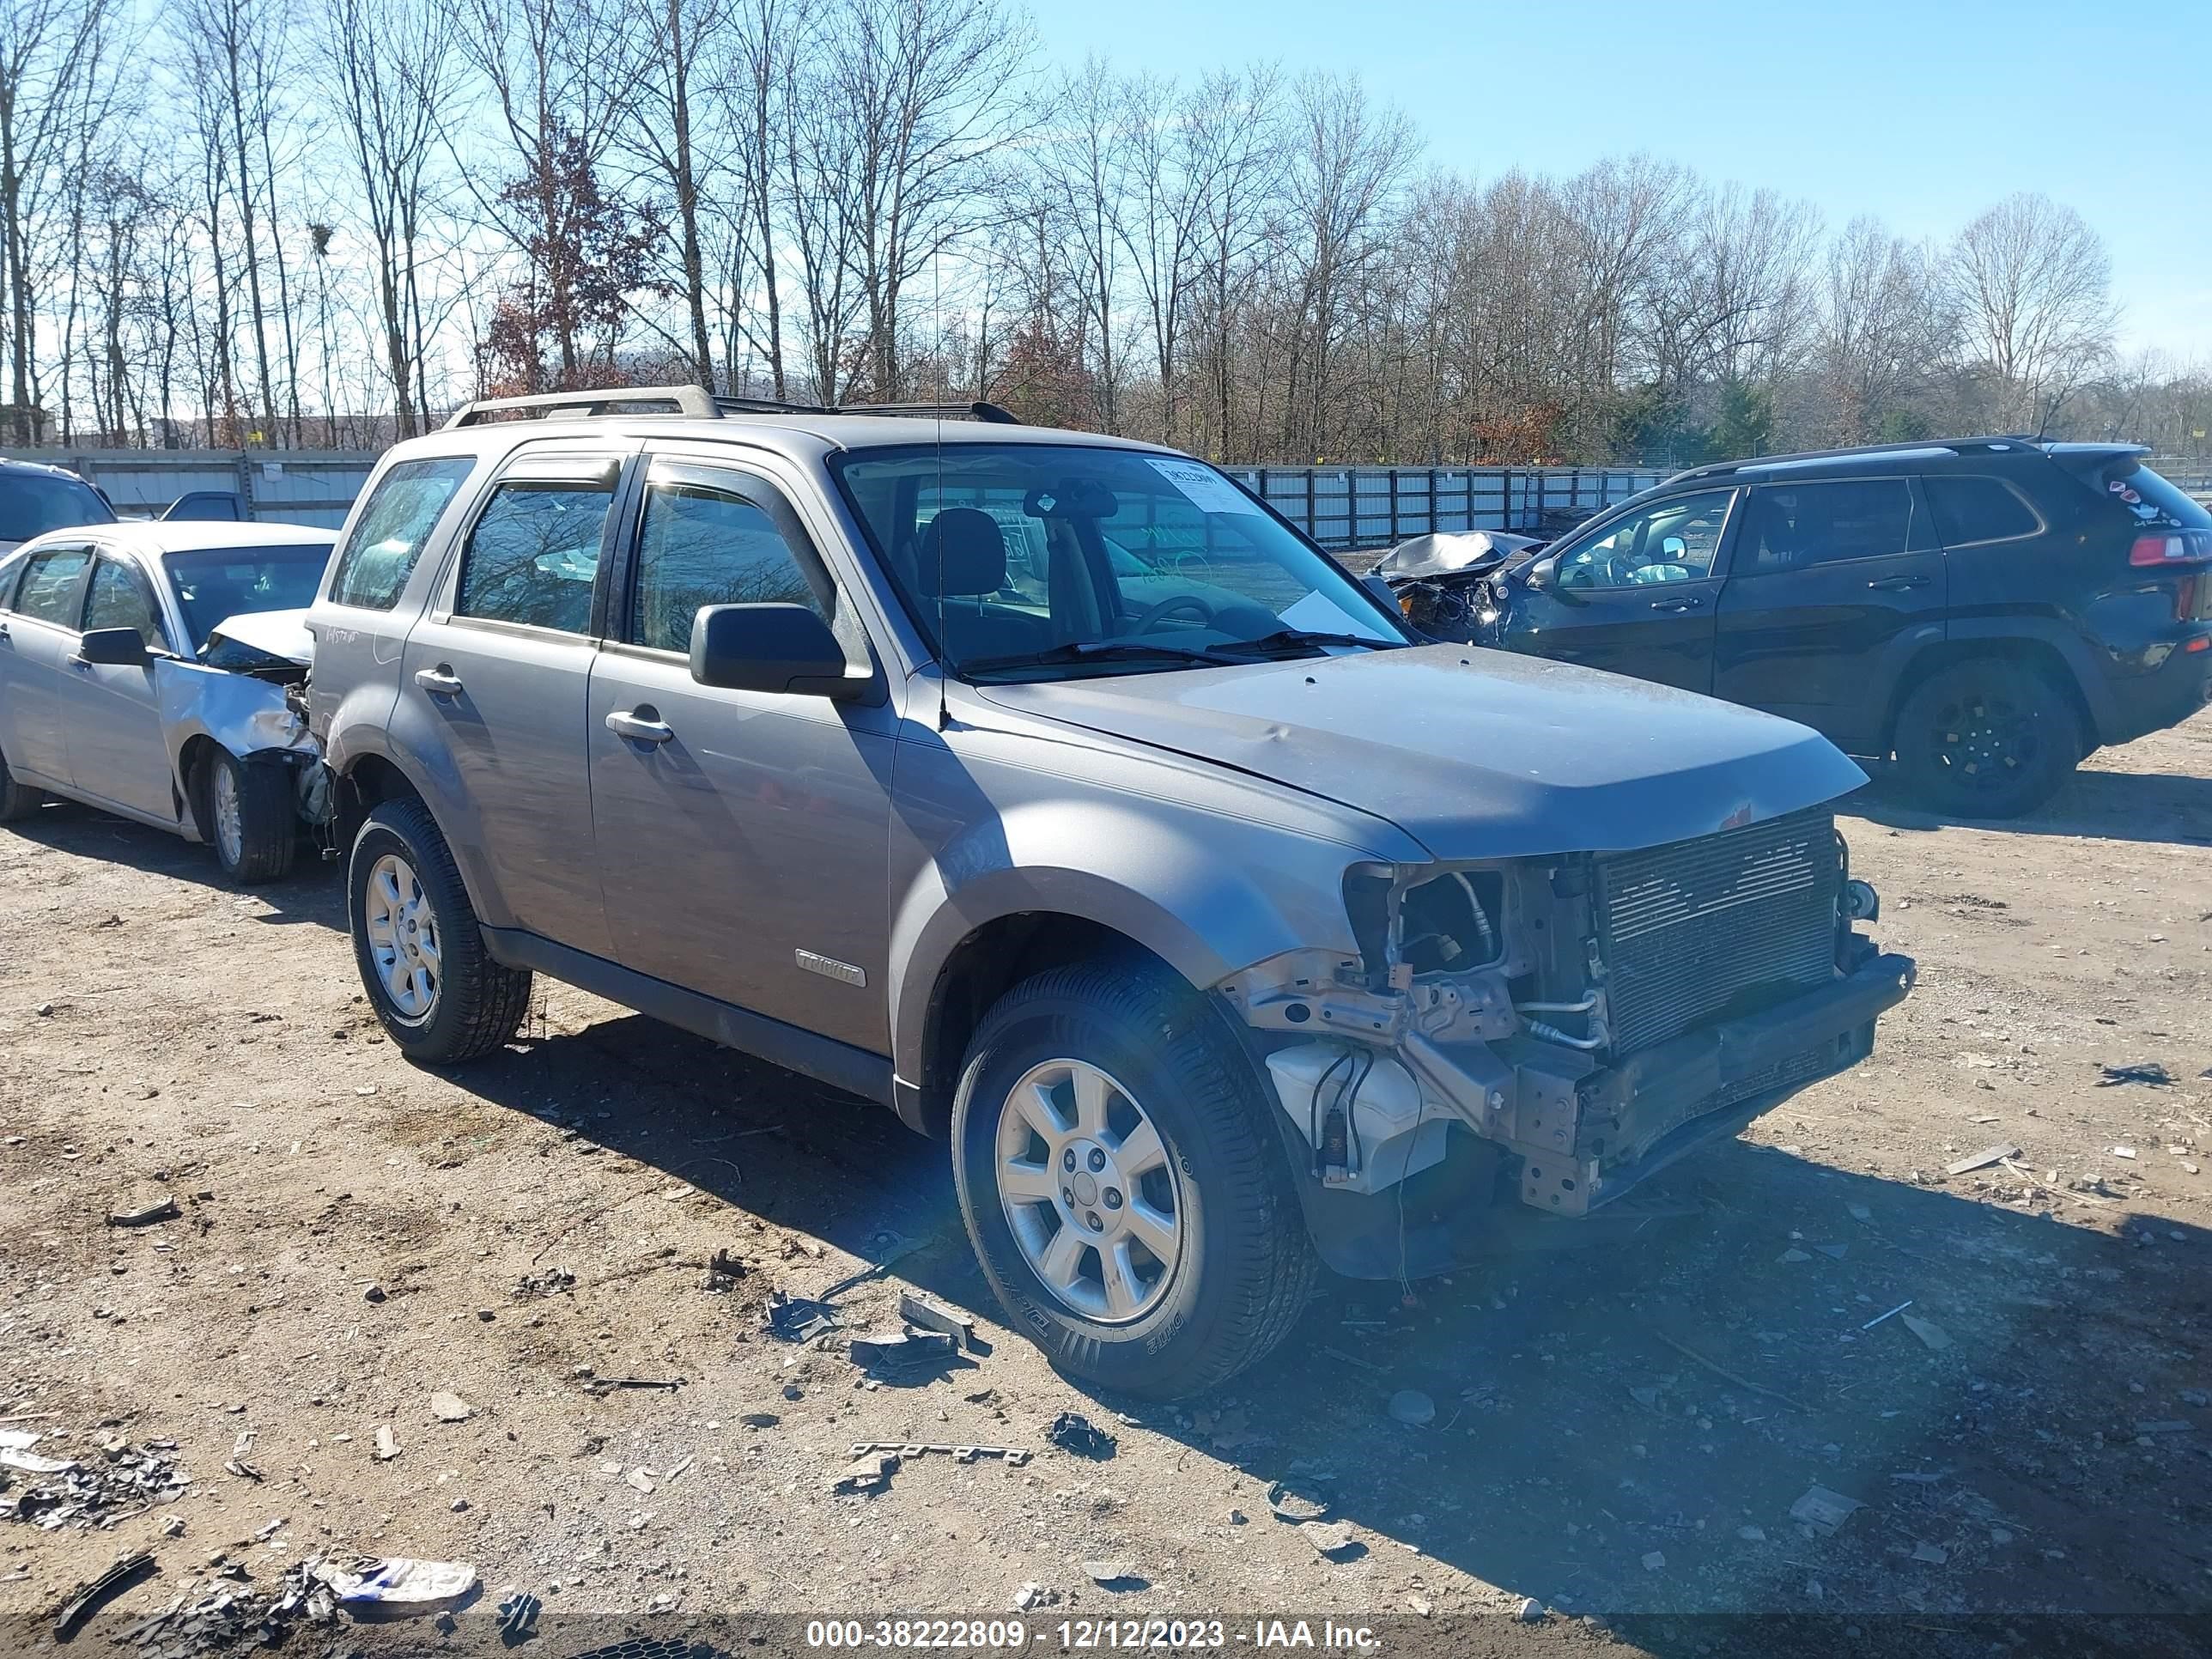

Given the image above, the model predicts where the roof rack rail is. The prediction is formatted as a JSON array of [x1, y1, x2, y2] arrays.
[[443, 385, 1027, 430], [839, 401, 1021, 424], [442, 386, 722, 428], [1670, 434, 2040, 480]]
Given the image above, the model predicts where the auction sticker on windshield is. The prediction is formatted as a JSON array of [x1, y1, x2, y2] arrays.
[[1147, 457, 1261, 515]]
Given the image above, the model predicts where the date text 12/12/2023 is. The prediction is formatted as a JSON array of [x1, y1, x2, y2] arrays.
[[804, 1619, 1385, 1650]]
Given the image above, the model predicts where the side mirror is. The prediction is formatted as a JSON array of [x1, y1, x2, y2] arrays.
[[1522, 556, 1556, 591], [689, 602, 862, 700], [77, 626, 149, 666], [1358, 574, 1401, 612]]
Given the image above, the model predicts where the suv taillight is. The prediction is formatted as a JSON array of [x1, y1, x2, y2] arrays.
[[2130, 529, 2212, 566]]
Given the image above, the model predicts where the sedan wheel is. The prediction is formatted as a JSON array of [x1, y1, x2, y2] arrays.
[[210, 760, 246, 869], [361, 851, 442, 1022]]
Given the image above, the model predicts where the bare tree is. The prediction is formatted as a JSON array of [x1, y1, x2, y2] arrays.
[[1948, 191, 2116, 435]]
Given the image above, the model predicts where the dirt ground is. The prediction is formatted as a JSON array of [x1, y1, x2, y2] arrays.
[[1, 714, 2209, 1659]]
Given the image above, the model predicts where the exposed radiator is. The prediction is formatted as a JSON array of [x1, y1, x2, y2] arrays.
[[1595, 808, 1841, 1055]]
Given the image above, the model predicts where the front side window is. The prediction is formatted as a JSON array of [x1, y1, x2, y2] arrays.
[[1741, 478, 1914, 572], [0, 471, 112, 543], [83, 559, 166, 647], [13, 547, 91, 625], [630, 477, 827, 654], [166, 544, 331, 649], [830, 443, 1406, 679], [456, 477, 615, 634], [1553, 489, 1735, 590], [329, 456, 476, 611]]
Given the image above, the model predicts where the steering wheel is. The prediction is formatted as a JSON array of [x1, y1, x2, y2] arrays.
[[1130, 593, 1218, 633]]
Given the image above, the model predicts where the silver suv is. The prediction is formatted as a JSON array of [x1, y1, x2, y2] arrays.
[[307, 387, 1914, 1398]]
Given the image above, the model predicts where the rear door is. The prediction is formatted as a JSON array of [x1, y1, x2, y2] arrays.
[[1713, 475, 1945, 751], [67, 551, 178, 820], [1494, 487, 1736, 693], [0, 544, 94, 787], [398, 446, 629, 957], [586, 449, 896, 1051]]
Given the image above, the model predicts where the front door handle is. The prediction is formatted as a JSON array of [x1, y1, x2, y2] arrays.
[[1649, 595, 1706, 613], [605, 708, 674, 744], [1865, 574, 1930, 592], [414, 665, 464, 696]]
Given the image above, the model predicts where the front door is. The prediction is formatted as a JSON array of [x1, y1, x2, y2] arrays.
[[68, 554, 179, 820], [398, 447, 628, 956], [586, 454, 896, 1053], [0, 544, 94, 787], [1496, 487, 1737, 693], [1713, 476, 1947, 752]]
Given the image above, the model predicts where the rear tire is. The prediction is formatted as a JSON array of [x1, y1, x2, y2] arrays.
[[0, 749, 41, 823], [1893, 659, 2080, 819], [950, 954, 1316, 1400], [348, 797, 532, 1066], [204, 750, 298, 884]]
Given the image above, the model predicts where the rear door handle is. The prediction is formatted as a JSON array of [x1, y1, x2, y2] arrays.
[[1649, 595, 1706, 613], [414, 665, 464, 696], [1865, 574, 1930, 592], [605, 708, 674, 744]]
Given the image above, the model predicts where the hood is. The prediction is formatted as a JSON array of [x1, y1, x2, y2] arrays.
[[974, 645, 1865, 860], [202, 607, 313, 672], [1377, 529, 1536, 583]]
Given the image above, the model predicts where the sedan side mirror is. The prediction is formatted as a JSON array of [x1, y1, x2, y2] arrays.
[[77, 627, 150, 666], [1522, 556, 1556, 591], [690, 602, 864, 700]]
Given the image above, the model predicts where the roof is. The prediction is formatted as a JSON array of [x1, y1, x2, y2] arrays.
[[423, 385, 1180, 463], [86, 520, 337, 556], [0, 455, 101, 482], [1663, 435, 2148, 488]]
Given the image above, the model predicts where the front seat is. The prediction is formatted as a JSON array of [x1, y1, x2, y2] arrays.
[[917, 508, 1044, 660]]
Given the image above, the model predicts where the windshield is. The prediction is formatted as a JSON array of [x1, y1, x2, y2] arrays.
[[165, 544, 331, 649], [830, 443, 1407, 678], [0, 471, 114, 543]]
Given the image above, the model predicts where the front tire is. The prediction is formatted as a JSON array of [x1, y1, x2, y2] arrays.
[[348, 797, 532, 1066], [950, 955, 1315, 1400], [204, 750, 298, 884], [1893, 659, 2081, 819]]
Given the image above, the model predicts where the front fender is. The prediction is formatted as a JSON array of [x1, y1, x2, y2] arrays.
[[327, 684, 513, 929], [887, 792, 1368, 1097]]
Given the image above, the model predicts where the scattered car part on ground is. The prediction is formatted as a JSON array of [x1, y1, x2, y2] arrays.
[[0, 521, 337, 880], [1472, 436, 2212, 818], [307, 386, 1910, 1398]]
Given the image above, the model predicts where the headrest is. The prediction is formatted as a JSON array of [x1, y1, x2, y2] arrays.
[[917, 507, 1007, 597]]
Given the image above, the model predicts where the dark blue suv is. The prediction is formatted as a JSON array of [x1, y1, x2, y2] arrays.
[[1478, 438, 2212, 817]]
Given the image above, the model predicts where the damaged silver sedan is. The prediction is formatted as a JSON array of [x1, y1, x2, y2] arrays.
[[0, 523, 336, 882]]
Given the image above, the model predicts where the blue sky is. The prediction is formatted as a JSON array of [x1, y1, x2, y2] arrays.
[[1030, 0, 2210, 359]]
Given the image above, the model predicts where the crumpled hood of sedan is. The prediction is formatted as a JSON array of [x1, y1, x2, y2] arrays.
[[975, 644, 1866, 860]]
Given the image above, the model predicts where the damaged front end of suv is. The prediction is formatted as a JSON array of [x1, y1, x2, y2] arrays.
[[1219, 811, 1913, 1274]]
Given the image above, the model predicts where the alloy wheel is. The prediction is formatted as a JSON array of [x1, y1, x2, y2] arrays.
[[994, 1057, 1185, 1323], [362, 852, 441, 1021]]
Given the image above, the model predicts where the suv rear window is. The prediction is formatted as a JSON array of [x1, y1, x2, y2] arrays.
[[2081, 459, 2211, 532], [329, 457, 477, 610], [1923, 476, 2041, 546], [0, 471, 112, 543]]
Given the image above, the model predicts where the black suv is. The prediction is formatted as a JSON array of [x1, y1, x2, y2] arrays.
[[1473, 438, 2212, 817]]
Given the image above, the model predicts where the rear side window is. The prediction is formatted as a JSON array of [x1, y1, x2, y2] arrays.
[[1923, 476, 2042, 546], [456, 478, 616, 634], [14, 547, 91, 624], [630, 478, 826, 654], [1741, 479, 1914, 572], [329, 457, 476, 610]]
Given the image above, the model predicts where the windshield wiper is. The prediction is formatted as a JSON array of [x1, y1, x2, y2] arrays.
[[1214, 628, 1400, 659], [961, 639, 1244, 677]]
